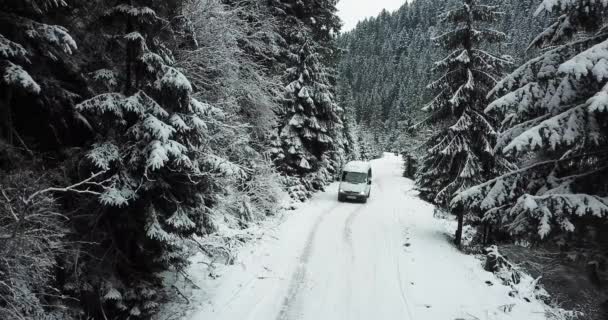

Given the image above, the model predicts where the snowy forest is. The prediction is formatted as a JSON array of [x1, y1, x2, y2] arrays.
[[339, 0, 608, 317], [0, 0, 352, 318], [1, 0, 607, 319]]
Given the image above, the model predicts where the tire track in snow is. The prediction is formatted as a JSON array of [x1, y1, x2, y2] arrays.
[[339, 203, 367, 320], [276, 202, 349, 320], [391, 208, 415, 320], [343, 204, 367, 261]]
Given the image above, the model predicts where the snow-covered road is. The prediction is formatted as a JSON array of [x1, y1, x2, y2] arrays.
[[185, 154, 548, 320]]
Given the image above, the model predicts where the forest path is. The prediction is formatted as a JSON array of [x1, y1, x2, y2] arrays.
[[186, 154, 547, 320]]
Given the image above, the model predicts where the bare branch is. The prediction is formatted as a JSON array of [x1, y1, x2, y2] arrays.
[[1, 189, 19, 222], [24, 171, 108, 204]]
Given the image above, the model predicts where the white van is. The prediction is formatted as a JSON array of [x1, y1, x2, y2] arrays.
[[338, 161, 372, 203]]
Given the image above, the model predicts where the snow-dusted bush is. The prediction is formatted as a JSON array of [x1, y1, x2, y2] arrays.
[[0, 170, 72, 320], [212, 159, 285, 227], [171, 0, 289, 226], [545, 307, 585, 320], [177, 0, 281, 134], [242, 160, 285, 217], [485, 246, 585, 319], [277, 175, 310, 202]]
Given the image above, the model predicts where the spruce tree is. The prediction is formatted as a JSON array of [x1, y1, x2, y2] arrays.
[[72, 2, 240, 317], [357, 126, 376, 161], [336, 74, 361, 161], [341, 100, 361, 161], [415, 0, 512, 245], [454, 0, 608, 243], [270, 0, 344, 191]]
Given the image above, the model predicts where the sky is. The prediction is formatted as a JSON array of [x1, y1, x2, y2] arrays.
[[337, 0, 408, 32]]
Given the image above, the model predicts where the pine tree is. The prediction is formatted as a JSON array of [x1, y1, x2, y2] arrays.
[[454, 0, 608, 243], [270, 0, 344, 191], [415, 0, 513, 246]]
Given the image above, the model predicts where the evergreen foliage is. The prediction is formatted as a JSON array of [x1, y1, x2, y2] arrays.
[[0, 0, 339, 318], [0, 0, 82, 149], [454, 0, 608, 244], [336, 83, 361, 161], [337, 0, 545, 154], [415, 0, 512, 245], [0, 2, 85, 318], [6, 0, 607, 318], [71, 2, 225, 317], [270, 0, 345, 192]]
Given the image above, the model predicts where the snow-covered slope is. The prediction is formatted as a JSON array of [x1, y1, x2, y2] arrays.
[[174, 154, 548, 320]]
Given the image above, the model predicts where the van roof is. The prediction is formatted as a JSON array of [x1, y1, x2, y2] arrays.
[[343, 161, 371, 173]]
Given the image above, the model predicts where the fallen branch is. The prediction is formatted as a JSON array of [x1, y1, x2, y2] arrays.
[[11, 127, 34, 158], [172, 285, 190, 304]]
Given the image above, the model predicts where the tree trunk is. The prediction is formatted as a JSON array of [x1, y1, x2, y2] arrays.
[[487, 225, 493, 245], [454, 207, 464, 248], [1, 88, 14, 145]]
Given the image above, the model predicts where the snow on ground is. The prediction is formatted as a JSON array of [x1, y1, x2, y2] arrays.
[[163, 153, 548, 320]]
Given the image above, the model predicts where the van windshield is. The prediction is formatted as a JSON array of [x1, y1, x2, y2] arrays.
[[342, 172, 367, 184]]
